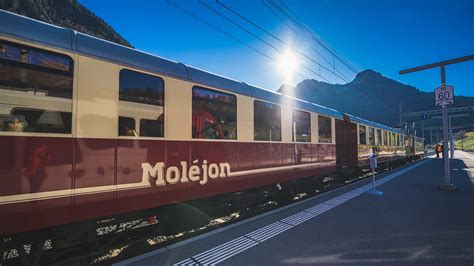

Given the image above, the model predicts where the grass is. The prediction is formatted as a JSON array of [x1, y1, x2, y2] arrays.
[[455, 132, 474, 151]]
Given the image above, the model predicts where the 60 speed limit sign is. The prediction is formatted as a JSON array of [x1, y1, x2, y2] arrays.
[[435, 85, 454, 106]]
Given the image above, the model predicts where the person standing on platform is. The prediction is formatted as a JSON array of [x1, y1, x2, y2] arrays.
[[435, 144, 441, 158]]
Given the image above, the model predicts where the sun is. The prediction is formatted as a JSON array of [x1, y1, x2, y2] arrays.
[[277, 49, 299, 84]]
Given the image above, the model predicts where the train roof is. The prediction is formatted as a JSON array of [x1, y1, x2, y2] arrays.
[[0, 10, 401, 134]]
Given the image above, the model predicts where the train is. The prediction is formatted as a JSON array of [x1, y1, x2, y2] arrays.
[[0, 10, 424, 264]]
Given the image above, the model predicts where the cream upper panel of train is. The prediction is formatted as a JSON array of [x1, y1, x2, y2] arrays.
[[0, 10, 402, 143]]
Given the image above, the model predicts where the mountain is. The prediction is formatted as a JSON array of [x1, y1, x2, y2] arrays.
[[0, 0, 132, 47], [279, 70, 474, 131]]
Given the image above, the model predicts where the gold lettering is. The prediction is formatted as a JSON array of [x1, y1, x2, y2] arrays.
[[209, 163, 219, 179], [141, 162, 165, 186], [219, 163, 231, 178], [200, 160, 208, 185], [166, 166, 180, 184], [180, 161, 189, 183]]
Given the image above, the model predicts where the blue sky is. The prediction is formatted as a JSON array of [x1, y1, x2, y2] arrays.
[[80, 0, 474, 96]]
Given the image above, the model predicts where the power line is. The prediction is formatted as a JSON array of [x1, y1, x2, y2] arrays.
[[167, 1, 272, 61], [216, 0, 350, 83], [261, 0, 352, 82], [271, 0, 359, 74], [272, 0, 358, 73], [34, 0, 54, 24], [200, 1, 280, 52], [200, 0, 332, 82], [273, 0, 306, 29], [260, 0, 299, 35], [167, 0, 311, 81]]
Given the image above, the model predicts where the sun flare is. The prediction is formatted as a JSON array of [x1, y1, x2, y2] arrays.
[[277, 49, 299, 84]]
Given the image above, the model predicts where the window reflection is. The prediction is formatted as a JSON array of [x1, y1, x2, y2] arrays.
[[368, 127, 375, 145], [254, 100, 281, 141], [293, 110, 311, 142], [118, 117, 137, 137], [118, 69, 164, 137], [192, 86, 237, 140], [318, 115, 332, 143], [377, 129, 382, 145], [359, 125, 367, 145], [0, 40, 73, 134]]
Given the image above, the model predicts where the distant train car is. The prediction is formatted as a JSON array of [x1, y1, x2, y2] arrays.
[[0, 10, 423, 263]]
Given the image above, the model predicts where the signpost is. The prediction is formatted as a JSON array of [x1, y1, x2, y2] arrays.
[[367, 154, 383, 195], [438, 67, 454, 189], [400, 54, 474, 191], [435, 85, 454, 106]]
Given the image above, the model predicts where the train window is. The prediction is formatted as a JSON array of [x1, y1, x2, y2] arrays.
[[118, 116, 137, 136], [254, 100, 281, 141], [140, 117, 164, 137], [318, 115, 332, 143], [368, 127, 375, 145], [359, 125, 367, 145], [0, 41, 72, 73], [292, 110, 311, 142], [391, 133, 396, 146], [193, 86, 237, 140], [0, 40, 73, 133], [119, 69, 164, 106], [376, 129, 382, 145], [383, 131, 388, 146], [119, 69, 164, 137], [7, 109, 72, 133]]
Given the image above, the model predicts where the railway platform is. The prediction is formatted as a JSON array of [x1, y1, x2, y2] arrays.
[[116, 151, 474, 266]]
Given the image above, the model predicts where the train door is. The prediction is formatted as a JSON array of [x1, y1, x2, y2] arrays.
[[335, 116, 358, 170]]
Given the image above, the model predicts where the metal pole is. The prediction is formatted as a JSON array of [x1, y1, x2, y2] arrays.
[[372, 168, 375, 190], [449, 117, 454, 158], [440, 66, 452, 188]]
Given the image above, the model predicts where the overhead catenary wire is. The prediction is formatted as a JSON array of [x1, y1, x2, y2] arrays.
[[200, 0, 280, 53], [271, 0, 358, 73], [199, 0, 332, 82], [260, 0, 300, 36], [271, 0, 359, 74], [261, 0, 352, 82], [34, 0, 54, 24], [167, 0, 311, 81], [216, 0, 350, 83]]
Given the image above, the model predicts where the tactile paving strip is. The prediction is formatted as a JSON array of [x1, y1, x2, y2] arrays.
[[173, 160, 428, 265]]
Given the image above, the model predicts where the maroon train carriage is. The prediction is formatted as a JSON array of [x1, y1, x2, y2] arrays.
[[0, 11, 424, 264]]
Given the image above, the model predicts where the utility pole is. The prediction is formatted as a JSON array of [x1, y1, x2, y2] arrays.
[[440, 65, 452, 188], [399, 54, 474, 190], [449, 117, 453, 158]]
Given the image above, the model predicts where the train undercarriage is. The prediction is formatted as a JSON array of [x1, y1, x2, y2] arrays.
[[1, 155, 423, 266]]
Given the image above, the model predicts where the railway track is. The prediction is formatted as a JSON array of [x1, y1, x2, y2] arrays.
[[4, 159, 415, 265]]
